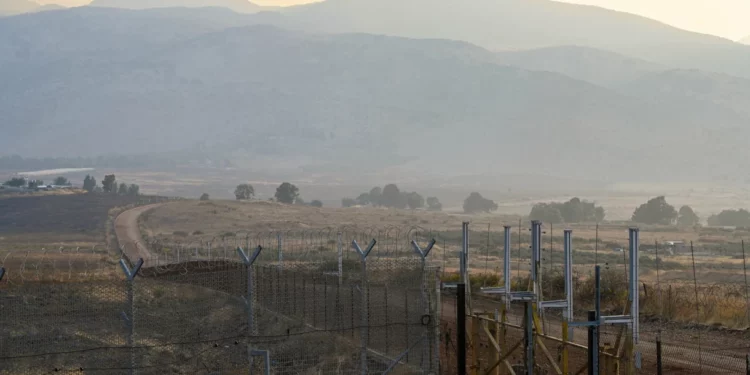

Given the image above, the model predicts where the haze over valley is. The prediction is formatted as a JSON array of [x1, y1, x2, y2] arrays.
[[3, 0, 750, 208]]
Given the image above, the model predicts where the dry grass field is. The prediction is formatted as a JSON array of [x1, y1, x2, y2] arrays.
[[142, 199, 750, 329]]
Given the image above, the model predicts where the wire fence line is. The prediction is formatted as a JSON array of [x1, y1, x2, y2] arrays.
[[0, 227, 443, 374], [6, 222, 750, 373]]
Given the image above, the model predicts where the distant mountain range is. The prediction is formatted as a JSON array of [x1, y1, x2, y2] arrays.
[[3, 7, 750, 183]]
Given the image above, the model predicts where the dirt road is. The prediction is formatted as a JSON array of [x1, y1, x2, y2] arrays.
[[114, 204, 161, 266]]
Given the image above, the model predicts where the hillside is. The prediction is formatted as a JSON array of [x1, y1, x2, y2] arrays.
[[495, 46, 663, 87], [741, 36, 750, 45], [2, 7, 750, 183], [90, 0, 262, 13], [275, 0, 750, 78]]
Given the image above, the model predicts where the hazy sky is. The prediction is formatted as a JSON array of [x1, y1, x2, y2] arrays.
[[40, 0, 750, 40], [558, 0, 750, 40]]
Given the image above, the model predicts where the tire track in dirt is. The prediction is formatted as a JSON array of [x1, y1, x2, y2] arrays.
[[114, 203, 161, 267]]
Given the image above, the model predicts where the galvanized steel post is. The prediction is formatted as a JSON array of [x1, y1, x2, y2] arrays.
[[119, 258, 144, 375], [503, 226, 511, 310], [531, 221, 542, 295], [411, 238, 436, 371], [629, 228, 640, 345], [353, 238, 376, 375]]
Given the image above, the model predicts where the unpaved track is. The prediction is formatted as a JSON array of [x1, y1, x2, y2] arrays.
[[115, 204, 161, 266]]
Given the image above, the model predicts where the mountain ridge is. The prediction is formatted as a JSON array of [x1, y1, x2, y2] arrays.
[[3, 8, 750, 182]]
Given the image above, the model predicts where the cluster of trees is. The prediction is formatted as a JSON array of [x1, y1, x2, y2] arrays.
[[630, 196, 699, 226], [529, 197, 605, 224], [87, 174, 140, 196], [707, 209, 750, 227], [341, 184, 441, 211], [3, 176, 71, 188]]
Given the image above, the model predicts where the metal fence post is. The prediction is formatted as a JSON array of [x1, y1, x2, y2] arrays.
[[277, 233, 283, 269], [656, 334, 663, 375], [353, 239, 376, 375], [238, 246, 262, 335], [338, 232, 343, 285], [457, 283, 467, 375], [119, 258, 144, 375], [412, 238, 436, 371]]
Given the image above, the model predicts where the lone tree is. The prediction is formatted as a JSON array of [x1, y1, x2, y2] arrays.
[[275, 182, 299, 204], [53, 176, 69, 186], [677, 205, 700, 227], [102, 174, 116, 193], [381, 184, 406, 209], [632, 196, 677, 225], [426, 197, 442, 211], [3, 177, 25, 187], [463, 192, 498, 214], [118, 183, 128, 195], [234, 184, 255, 200], [83, 175, 96, 192], [310, 200, 323, 208], [342, 198, 356, 207], [406, 192, 425, 210], [199, 193, 210, 201]]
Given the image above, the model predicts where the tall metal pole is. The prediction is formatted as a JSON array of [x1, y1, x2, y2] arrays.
[[457, 283, 467, 375], [353, 239, 376, 375], [503, 226, 512, 310], [277, 233, 283, 269], [338, 232, 343, 285], [531, 221, 542, 295], [629, 228, 640, 345]]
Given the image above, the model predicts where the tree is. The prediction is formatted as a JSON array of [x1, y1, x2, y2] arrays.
[[53, 176, 69, 186], [102, 174, 116, 193], [342, 198, 357, 207], [632, 196, 677, 225], [707, 209, 750, 227], [28, 180, 43, 189], [426, 197, 442, 211], [310, 200, 323, 208], [677, 205, 700, 227], [529, 203, 564, 224], [3, 177, 25, 187], [234, 184, 255, 200], [406, 192, 424, 210], [83, 175, 96, 192], [295, 197, 307, 206], [200, 193, 210, 201], [118, 183, 128, 195], [463, 192, 498, 214], [275, 182, 299, 204], [355, 193, 371, 206], [127, 184, 140, 196], [528, 198, 605, 223], [369, 187, 382, 206], [381, 184, 406, 209]]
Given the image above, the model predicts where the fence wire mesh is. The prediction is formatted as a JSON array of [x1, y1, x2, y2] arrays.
[[0, 228, 440, 374]]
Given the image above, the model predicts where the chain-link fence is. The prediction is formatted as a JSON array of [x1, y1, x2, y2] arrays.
[[0, 228, 441, 374]]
